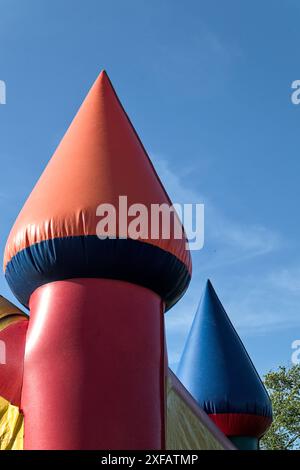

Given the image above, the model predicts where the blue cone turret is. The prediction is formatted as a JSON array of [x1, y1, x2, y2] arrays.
[[177, 280, 272, 450]]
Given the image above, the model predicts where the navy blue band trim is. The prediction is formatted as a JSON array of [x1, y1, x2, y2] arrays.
[[201, 401, 273, 417], [5, 236, 191, 310]]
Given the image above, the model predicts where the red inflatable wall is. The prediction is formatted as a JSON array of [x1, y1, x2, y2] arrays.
[[21, 278, 166, 449]]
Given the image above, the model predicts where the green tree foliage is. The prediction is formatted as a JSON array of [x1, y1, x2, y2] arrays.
[[261, 364, 300, 450]]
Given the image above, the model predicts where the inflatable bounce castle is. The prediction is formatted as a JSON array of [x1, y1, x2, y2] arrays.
[[0, 71, 272, 450]]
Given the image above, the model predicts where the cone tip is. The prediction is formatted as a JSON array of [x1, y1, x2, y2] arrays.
[[98, 69, 109, 81]]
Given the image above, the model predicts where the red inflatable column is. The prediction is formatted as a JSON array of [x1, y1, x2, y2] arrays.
[[4, 70, 191, 450], [22, 278, 166, 450]]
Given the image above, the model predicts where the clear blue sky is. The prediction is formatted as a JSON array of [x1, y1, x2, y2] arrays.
[[1, 0, 300, 377]]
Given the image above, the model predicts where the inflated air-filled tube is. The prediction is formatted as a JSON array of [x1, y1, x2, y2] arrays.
[[177, 280, 272, 450], [3, 71, 191, 449]]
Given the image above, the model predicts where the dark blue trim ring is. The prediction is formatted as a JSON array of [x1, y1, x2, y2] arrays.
[[5, 236, 191, 311]]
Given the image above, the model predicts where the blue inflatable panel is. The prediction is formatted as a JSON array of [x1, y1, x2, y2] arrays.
[[177, 280, 272, 418]]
